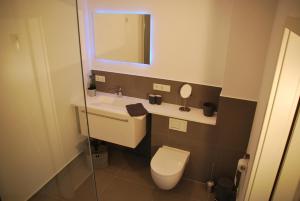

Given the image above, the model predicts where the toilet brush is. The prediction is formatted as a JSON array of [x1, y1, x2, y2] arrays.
[[207, 163, 215, 193]]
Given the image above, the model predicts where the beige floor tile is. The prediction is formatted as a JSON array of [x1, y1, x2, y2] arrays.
[[94, 170, 117, 194], [33, 179, 61, 198], [31, 148, 215, 201], [70, 177, 98, 201], [116, 165, 154, 188], [98, 148, 129, 175], [151, 179, 214, 201], [111, 151, 154, 188], [29, 193, 64, 201], [100, 177, 153, 201]]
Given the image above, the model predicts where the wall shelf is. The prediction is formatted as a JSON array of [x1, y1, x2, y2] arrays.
[[80, 92, 217, 125]]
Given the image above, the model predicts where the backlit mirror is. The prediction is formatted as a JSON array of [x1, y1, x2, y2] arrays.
[[93, 13, 151, 64]]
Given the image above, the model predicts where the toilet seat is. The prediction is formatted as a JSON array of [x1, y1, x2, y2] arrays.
[[151, 146, 190, 176]]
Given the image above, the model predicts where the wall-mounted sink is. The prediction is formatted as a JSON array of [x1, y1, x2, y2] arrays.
[[78, 93, 146, 148], [90, 95, 131, 108], [74, 91, 217, 148]]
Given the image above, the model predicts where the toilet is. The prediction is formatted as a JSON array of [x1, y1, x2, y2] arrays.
[[150, 146, 190, 190]]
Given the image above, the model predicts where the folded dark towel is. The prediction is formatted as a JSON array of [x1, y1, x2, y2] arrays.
[[126, 103, 148, 117]]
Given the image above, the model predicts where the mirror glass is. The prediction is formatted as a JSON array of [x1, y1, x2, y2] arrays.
[[93, 13, 151, 64], [180, 84, 192, 99]]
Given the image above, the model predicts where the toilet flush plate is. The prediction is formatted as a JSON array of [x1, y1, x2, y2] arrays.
[[169, 118, 187, 132]]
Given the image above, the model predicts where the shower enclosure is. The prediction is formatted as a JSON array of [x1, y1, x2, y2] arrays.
[[0, 0, 98, 200]]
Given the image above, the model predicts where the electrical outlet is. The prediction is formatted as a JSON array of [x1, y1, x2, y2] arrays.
[[95, 75, 105, 82], [153, 83, 162, 91], [169, 118, 187, 132], [153, 83, 171, 92], [162, 84, 171, 92]]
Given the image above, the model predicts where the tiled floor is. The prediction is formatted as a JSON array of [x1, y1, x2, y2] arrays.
[[30, 148, 214, 201], [94, 148, 214, 201]]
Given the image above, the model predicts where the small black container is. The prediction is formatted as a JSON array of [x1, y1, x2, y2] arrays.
[[155, 95, 162, 105], [203, 102, 215, 117], [149, 94, 156, 104], [215, 177, 235, 201]]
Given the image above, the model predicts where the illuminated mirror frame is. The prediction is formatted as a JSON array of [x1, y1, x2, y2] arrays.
[[92, 11, 153, 66]]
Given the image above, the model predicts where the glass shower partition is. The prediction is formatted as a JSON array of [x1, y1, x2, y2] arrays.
[[0, 0, 98, 200]]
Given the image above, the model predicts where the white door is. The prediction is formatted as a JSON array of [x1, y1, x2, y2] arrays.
[[237, 28, 300, 201], [272, 102, 300, 201]]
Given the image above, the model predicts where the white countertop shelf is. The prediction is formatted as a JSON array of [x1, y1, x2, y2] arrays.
[[144, 101, 217, 125], [74, 92, 217, 125]]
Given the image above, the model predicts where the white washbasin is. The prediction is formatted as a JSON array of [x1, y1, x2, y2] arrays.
[[78, 93, 146, 148], [90, 95, 131, 107]]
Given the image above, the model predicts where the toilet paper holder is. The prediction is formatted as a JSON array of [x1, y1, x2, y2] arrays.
[[234, 153, 250, 189], [239, 153, 250, 171]]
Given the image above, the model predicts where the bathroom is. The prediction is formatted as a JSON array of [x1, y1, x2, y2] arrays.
[[0, 0, 300, 201]]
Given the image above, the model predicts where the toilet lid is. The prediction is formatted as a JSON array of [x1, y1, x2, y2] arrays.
[[151, 147, 189, 176]]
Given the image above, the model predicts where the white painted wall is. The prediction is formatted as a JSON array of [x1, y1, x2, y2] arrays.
[[0, 0, 90, 200], [0, 16, 55, 201], [80, 0, 234, 87], [221, 0, 278, 101], [79, 0, 281, 101], [37, 0, 87, 163]]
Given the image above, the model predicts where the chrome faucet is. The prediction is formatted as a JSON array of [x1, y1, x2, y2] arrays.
[[115, 87, 123, 97]]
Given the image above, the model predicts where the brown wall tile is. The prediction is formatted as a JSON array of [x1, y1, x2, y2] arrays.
[[92, 70, 222, 109], [215, 97, 257, 152], [151, 114, 216, 181], [213, 96, 257, 179], [151, 96, 256, 182], [92, 70, 257, 182]]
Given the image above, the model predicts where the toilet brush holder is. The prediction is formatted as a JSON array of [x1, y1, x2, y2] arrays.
[[207, 180, 215, 193]]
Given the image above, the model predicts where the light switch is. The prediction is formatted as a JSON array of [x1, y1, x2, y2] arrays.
[[169, 118, 187, 132], [95, 75, 105, 82]]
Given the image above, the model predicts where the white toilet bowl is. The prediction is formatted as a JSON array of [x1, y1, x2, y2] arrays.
[[150, 146, 190, 190]]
